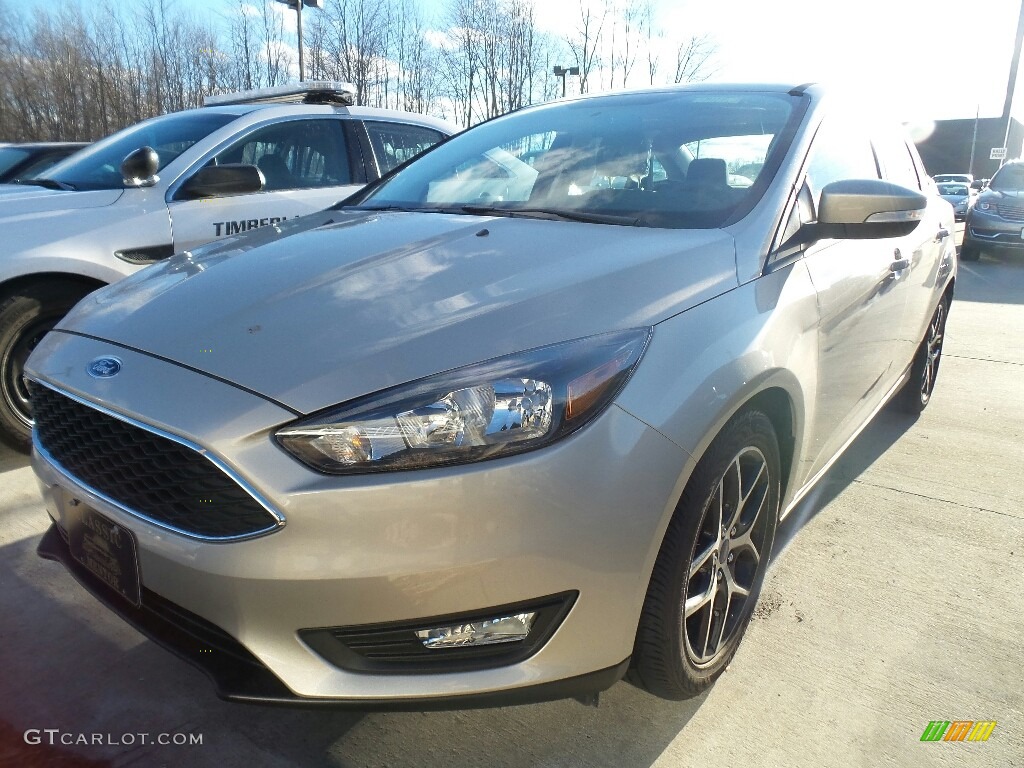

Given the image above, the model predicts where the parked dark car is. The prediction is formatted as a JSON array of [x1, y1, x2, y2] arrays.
[[961, 160, 1024, 261], [0, 142, 88, 184]]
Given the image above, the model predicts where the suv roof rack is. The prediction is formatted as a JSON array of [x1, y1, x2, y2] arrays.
[[204, 81, 357, 108]]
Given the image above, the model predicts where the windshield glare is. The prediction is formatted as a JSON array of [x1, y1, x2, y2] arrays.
[[353, 91, 800, 228], [43, 111, 237, 191]]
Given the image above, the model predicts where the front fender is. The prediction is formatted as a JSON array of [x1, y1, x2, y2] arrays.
[[615, 259, 818, 516]]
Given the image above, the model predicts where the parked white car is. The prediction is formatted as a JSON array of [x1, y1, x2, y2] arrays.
[[0, 82, 455, 448]]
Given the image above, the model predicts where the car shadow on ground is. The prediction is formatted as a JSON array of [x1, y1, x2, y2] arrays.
[[954, 250, 1024, 305], [773, 403, 918, 557], [0, 443, 29, 473]]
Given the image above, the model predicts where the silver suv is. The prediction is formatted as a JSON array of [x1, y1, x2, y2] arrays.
[[28, 83, 954, 708], [0, 83, 454, 449]]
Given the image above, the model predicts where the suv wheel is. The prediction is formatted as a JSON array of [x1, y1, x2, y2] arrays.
[[0, 284, 89, 451], [959, 242, 980, 261], [628, 409, 780, 699]]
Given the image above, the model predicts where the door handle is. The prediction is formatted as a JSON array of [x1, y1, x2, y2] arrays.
[[890, 249, 910, 273], [936, 227, 950, 242]]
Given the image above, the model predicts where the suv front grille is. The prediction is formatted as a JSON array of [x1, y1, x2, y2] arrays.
[[32, 384, 280, 540], [997, 201, 1024, 221]]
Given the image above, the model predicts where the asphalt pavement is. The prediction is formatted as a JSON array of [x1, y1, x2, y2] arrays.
[[1, 229, 1021, 767]]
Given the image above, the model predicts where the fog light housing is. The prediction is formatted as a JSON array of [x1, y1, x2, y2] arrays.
[[415, 612, 536, 649], [299, 591, 577, 674]]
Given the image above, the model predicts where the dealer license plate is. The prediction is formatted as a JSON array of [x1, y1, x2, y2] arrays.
[[66, 504, 141, 607]]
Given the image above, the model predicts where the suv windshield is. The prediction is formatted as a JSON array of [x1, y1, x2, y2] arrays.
[[350, 90, 802, 228], [43, 111, 237, 191], [988, 164, 1024, 192]]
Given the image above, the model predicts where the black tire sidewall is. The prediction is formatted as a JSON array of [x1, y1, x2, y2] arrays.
[[0, 286, 87, 450], [629, 409, 781, 699], [896, 296, 949, 416]]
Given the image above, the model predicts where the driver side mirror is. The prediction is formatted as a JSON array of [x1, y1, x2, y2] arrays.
[[177, 164, 265, 199], [813, 179, 927, 240], [121, 147, 160, 188]]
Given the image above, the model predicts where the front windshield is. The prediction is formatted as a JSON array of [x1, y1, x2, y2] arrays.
[[937, 183, 968, 196], [0, 146, 30, 176], [349, 90, 801, 229], [988, 164, 1024, 192], [43, 111, 237, 191]]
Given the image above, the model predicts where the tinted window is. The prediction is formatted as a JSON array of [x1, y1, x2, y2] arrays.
[[365, 122, 445, 175], [352, 91, 802, 229], [0, 146, 30, 176], [16, 151, 77, 180], [805, 116, 879, 213], [989, 163, 1024, 191], [214, 119, 350, 191], [47, 111, 236, 191]]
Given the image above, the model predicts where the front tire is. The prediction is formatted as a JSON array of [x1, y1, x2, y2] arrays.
[[628, 409, 780, 700], [959, 242, 980, 261], [0, 284, 89, 451]]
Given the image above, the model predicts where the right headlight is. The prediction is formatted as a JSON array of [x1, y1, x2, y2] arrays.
[[276, 328, 652, 474], [976, 199, 999, 212]]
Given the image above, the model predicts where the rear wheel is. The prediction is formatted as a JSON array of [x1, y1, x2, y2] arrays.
[[896, 297, 948, 415], [628, 410, 780, 699], [0, 284, 89, 451]]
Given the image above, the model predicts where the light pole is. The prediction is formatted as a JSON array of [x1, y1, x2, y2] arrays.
[[552, 65, 579, 98], [274, 0, 324, 82]]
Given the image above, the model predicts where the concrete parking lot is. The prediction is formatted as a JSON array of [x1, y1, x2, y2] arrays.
[[1, 231, 1021, 768]]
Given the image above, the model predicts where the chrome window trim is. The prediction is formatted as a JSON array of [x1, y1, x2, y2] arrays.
[[30, 378, 286, 543]]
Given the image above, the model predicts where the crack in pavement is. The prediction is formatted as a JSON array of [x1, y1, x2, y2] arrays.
[[944, 353, 1024, 366], [851, 478, 1022, 520]]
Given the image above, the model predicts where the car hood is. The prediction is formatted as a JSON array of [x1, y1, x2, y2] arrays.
[[56, 210, 738, 415], [978, 189, 1024, 202], [0, 186, 123, 216]]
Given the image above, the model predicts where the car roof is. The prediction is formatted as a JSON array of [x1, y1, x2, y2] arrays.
[[0, 141, 88, 149], [199, 103, 456, 133]]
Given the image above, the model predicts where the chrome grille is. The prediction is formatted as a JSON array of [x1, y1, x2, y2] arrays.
[[997, 201, 1024, 222]]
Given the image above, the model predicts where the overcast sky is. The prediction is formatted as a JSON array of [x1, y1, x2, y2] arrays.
[[55, 0, 1024, 124]]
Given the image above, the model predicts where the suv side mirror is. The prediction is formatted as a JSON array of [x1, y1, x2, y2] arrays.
[[177, 164, 265, 199], [121, 147, 160, 188], [814, 179, 927, 239]]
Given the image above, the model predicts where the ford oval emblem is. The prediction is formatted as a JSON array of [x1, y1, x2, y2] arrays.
[[87, 356, 122, 379]]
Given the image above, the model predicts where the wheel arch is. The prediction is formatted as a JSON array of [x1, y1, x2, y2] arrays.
[[633, 370, 805, 606], [0, 272, 108, 305]]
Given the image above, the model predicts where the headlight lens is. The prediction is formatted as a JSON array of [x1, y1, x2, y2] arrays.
[[276, 328, 652, 474], [976, 199, 999, 211]]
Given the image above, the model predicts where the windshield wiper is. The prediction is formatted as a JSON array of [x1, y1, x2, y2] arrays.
[[458, 205, 640, 226], [12, 177, 77, 191]]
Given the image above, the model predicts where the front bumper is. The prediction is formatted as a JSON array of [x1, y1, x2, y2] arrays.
[[28, 332, 691, 705], [965, 208, 1024, 251]]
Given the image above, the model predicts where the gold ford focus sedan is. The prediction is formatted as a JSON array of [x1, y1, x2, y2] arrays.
[[26, 82, 955, 709]]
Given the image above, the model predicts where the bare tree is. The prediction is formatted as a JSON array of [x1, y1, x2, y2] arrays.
[[674, 33, 718, 84], [566, 1, 606, 94]]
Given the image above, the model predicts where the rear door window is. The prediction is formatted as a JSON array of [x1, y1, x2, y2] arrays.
[[364, 122, 445, 175]]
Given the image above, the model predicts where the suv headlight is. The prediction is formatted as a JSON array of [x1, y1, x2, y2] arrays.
[[976, 199, 999, 212], [276, 329, 652, 474]]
